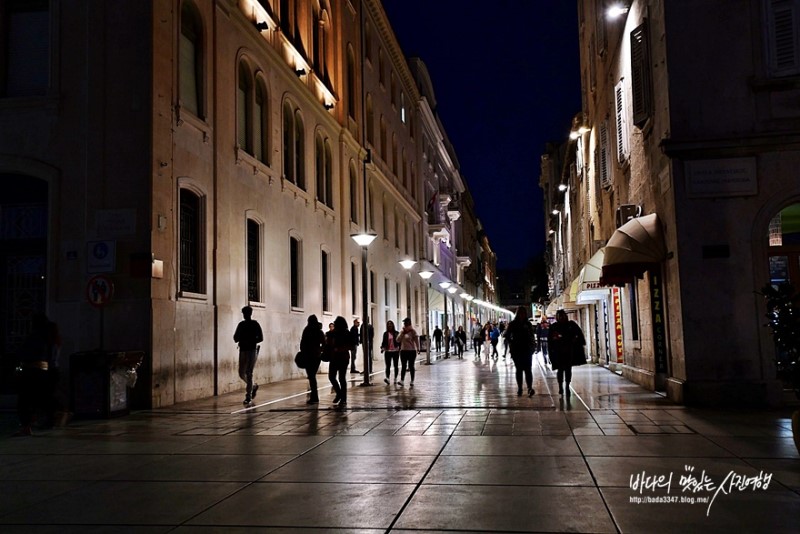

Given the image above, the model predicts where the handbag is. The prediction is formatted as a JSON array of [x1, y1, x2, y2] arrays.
[[294, 351, 306, 369], [571, 343, 587, 366]]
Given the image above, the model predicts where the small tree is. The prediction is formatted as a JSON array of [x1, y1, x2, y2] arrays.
[[762, 283, 800, 397]]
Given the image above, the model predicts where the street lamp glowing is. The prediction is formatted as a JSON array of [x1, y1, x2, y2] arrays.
[[607, 4, 628, 19], [552, 209, 560, 215], [447, 287, 457, 294], [460, 292, 470, 298], [418, 270, 434, 280], [399, 259, 417, 270], [558, 184, 568, 192], [351, 232, 378, 247], [439, 281, 451, 289]]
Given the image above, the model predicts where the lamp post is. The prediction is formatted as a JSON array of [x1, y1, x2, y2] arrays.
[[439, 281, 451, 357], [351, 151, 377, 387], [399, 259, 416, 321], [418, 268, 433, 364]]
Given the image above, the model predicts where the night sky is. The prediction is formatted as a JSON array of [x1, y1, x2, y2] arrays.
[[382, 1, 581, 269]]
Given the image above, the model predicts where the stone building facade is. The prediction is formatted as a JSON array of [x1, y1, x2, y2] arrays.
[[543, 0, 800, 406], [0, 0, 498, 407]]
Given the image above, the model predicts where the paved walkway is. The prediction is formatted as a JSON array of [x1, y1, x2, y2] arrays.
[[1, 350, 799, 532]]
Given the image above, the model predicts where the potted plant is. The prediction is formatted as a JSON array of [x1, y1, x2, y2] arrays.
[[761, 282, 800, 453]]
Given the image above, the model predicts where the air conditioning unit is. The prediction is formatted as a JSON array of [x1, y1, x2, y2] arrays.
[[616, 204, 642, 227]]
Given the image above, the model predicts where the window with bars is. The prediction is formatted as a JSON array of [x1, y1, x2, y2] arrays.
[[630, 21, 654, 128], [247, 219, 260, 302], [321, 250, 330, 312], [179, 1, 202, 115], [765, 0, 800, 76], [290, 236, 301, 308], [180, 189, 203, 293]]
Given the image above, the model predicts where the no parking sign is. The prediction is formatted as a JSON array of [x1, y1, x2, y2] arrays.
[[86, 275, 114, 308]]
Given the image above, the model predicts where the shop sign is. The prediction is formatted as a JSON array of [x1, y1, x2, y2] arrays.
[[612, 287, 623, 363], [650, 270, 668, 374]]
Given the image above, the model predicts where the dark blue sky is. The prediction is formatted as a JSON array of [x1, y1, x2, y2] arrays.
[[382, 1, 581, 269]]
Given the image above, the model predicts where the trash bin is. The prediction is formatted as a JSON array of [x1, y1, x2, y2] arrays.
[[419, 335, 428, 353], [70, 351, 144, 418]]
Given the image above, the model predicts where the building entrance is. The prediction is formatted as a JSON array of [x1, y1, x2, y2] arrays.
[[0, 175, 49, 393], [767, 203, 800, 287]]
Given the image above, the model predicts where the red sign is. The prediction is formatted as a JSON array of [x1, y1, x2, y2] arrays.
[[612, 287, 623, 363], [87, 275, 114, 308]]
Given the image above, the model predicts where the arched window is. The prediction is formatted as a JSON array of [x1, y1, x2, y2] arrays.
[[379, 116, 387, 159], [180, 1, 203, 116], [254, 78, 269, 164], [390, 72, 397, 107], [294, 110, 305, 189], [312, 2, 331, 83], [366, 93, 374, 145], [402, 150, 407, 188], [768, 203, 800, 286], [280, 0, 293, 36], [364, 21, 372, 62], [282, 101, 305, 189], [282, 101, 295, 183], [237, 61, 252, 153], [349, 161, 358, 223], [391, 134, 398, 176], [378, 48, 385, 86], [346, 44, 356, 120], [315, 133, 333, 207]]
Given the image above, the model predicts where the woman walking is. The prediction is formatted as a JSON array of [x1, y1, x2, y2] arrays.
[[299, 314, 325, 404], [396, 317, 420, 387], [455, 326, 467, 358], [380, 320, 400, 385], [327, 316, 354, 406], [548, 309, 586, 396], [506, 307, 537, 397]]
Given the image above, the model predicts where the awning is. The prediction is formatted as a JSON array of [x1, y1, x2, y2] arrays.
[[601, 213, 666, 286], [577, 248, 610, 303]]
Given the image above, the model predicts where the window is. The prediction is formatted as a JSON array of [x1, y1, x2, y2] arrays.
[[321, 250, 330, 312], [382, 197, 389, 240], [313, 3, 329, 82], [630, 21, 653, 129], [315, 134, 333, 208], [364, 21, 372, 62], [379, 116, 387, 158], [280, 0, 294, 37], [180, 188, 204, 294], [254, 79, 269, 164], [390, 72, 397, 107], [766, 0, 800, 76], [393, 210, 399, 248], [384, 277, 390, 309], [347, 45, 356, 119], [370, 270, 376, 305], [368, 184, 375, 230], [378, 48, 385, 86], [179, 1, 202, 115], [400, 92, 406, 123], [290, 236, 302, 308], [392, 135, 398, 176], [282, 101, 305, 188], [615, 80, 630, 163], [247, 219, 260, 302], [402, 150, 408, 188], [349, 162, 358, 223], [351, 261, 357, 314], [366, 93, 374, 145], [237, 62, 252, 153], [599, 120, 611, 189]]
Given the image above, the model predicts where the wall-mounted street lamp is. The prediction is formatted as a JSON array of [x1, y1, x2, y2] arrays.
[[558, 184, 568, 192], [607, 4, 629, 19], [418, 270, 434, 280], [254, 21, 270, 32]]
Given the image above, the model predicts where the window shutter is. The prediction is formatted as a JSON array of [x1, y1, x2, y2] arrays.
[[615, 81, 630, 163], [599, 121, 611, 189], [630, 21, 653, 129], [767, 0, 800, 76]]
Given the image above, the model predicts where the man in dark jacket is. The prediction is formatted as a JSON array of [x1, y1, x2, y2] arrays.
[[300, 315, 325, 404], [234, 306, 263, 405], [349, 318, 361, 373]]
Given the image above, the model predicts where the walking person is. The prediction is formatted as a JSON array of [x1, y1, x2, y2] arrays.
[[490, 323, 500, 360], [397, 317, 420, 387], [380, 320, 400, 385], [483, 323, 492, 360], [506, 307, 537, 397], [473, 324, 483, 355], [299, 314, 325, 404], [548, 309, 586, 396], [234, 306, 263, 406], [432, 325, 443, 353], [14, 313, 56, 435], [443, 324, 451, 358], [456, 326, 467, 358], [537, 319, 550, 364], [500, 321, 510, 359], [349, 318, 361, 374], [328, 316, 355, 406]]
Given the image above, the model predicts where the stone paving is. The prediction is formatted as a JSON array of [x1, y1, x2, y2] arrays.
[[1, 349, 799, 532]]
